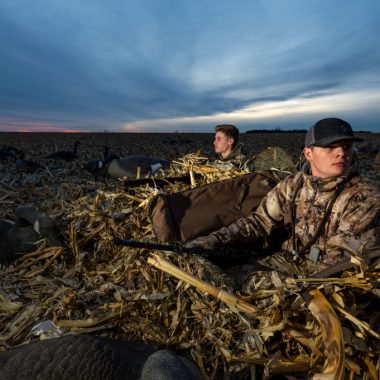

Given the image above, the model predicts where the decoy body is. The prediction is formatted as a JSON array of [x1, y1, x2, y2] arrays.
[[46, 140, 81, 162], [0, 334, 202, 380], [14, 152, 44, 173], [0, 145, 22, 161], [84, 149, 120, 181], [107, 155, 169, 178], [0, 205, 60, 264], [85, 155, 169, 181]]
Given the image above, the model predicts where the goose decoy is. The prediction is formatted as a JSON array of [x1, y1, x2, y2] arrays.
[[98, 146, 120, 162], [0, 145, 22, 161], [0, 150, 11, 161], [84, 155, 168, 181], [103, 146, 121, 162], [0, 205, 60, 264], [14, 152, 44, 173], [106, 155, 169, 179], [83, 158, 106, 181], [46, 140, 81, 162], [84, 150, 121, 181], [103, 145, 110, 159], [0, 334, 202, 380]]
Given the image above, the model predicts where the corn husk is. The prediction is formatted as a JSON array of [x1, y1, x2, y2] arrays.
[[0, 132, 379, 379]]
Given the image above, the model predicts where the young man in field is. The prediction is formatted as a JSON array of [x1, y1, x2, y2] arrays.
[[187, 118, 380, 277], [213, 124, 252, 169]]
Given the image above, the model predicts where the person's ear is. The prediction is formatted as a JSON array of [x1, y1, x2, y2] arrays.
[[228, 138, 234, 147], [303, 147, 313, 162]]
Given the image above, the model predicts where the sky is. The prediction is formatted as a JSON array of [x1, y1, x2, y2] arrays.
[[1, 0, 380, 133]]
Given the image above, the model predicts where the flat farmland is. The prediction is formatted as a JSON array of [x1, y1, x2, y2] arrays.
[[1, 131, 378, 162]]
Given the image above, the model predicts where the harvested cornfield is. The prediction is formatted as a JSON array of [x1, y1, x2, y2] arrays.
[[0, 132, 379, 379]]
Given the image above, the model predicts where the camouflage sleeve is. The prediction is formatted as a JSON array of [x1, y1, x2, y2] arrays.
[[322, 189, 380, 269], [212, 177, 291, 245]]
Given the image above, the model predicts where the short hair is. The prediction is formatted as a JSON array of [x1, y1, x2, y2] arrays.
[[214, 124, 239, 148]]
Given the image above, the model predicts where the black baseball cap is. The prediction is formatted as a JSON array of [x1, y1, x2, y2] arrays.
[[305, 118, 364, 147]]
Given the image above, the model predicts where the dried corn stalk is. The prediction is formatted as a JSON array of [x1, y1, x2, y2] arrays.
[[0, 140, 379, 379]]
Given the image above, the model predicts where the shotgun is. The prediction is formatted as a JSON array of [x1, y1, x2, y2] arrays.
[[114, 240, 380, 277], [113, 238, 252, 265]]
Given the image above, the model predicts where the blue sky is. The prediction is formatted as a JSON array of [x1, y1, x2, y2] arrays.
[[1, 0, 379, 132]]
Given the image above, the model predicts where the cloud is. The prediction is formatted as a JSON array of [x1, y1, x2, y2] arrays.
[[122, 87, 380, 132], [0, 1, 379, 132]]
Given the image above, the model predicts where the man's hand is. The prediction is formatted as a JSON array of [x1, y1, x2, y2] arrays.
[[184, 234, 220, 250]]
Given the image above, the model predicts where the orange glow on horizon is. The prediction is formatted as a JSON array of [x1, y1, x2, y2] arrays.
[[0, 115, 86, 132], [63, 129, 88, 133], [5, 129, 86, 133]]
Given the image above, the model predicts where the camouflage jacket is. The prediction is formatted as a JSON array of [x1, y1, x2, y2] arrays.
[[215, 144, 254, 171], [212, 169, 380, 276]]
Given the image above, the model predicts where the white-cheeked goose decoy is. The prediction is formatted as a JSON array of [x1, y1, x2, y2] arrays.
[[0, 334, 202, 380], [84, 155, 169, 181], [46, 140, 81, 162]]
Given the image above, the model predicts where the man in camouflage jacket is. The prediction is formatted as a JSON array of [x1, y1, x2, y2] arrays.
[[186, 118, 380, 276], [213, 124, 253, 170]]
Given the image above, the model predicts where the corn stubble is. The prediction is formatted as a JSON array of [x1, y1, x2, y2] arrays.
[[0, 133, 379, 380]]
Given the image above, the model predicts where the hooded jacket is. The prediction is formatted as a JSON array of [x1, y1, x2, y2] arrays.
[[211, 167, 380, 275]]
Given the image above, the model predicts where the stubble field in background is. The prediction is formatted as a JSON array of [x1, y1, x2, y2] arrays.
[[1, 130, 379, 161], [1, 131, 379, 219]]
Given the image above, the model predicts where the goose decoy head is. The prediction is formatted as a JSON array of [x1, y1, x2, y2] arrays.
[[103, 146, 110, 159], [46, 141, 81, 161], [84, 159, 108, 181], [0, 145, 21, 161], [104, 153, 120, 163], [14, 205, 61, 246], [0, 206, 61, 264], [14, 152, 43, 173]]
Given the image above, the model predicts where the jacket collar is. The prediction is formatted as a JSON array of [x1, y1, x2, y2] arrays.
[[218, 143, 243, 161], [301, 167, 358, 192]]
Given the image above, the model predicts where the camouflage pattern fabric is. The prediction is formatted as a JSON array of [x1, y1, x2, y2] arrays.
[[211, 169, 380, 276], [215, 144, 254, 171]]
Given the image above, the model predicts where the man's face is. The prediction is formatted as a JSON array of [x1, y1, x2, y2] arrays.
[[214, 131, 234, 158], [303, 141, 354, 178]]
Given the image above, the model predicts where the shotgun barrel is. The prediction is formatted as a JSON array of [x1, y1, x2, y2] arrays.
[[113, 238, 252, 262]]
